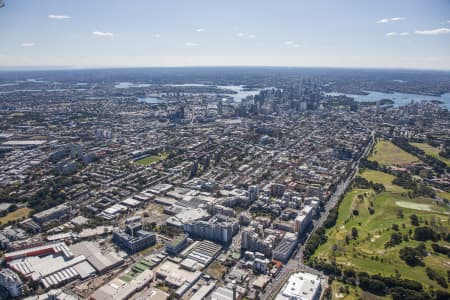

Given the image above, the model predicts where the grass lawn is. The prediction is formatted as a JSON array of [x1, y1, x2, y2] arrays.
[[437, 191, 450, 202], [411, 142, 450, 167], [138, 242, 163, 256], [369, 139, 419, 167], [360, 169, 407, 194], [135, 153, 168, 166], [312, 170, 450, 291], [0, 207, 31, 225]]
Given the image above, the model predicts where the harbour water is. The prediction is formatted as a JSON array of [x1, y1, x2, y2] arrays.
[[137, 97, 165, 104], [115, 82, 267, 102]]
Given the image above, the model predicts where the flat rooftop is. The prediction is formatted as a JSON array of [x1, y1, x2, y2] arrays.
[[70, 241, 123, 273], [156, 260, 201, 288], [275, 271, 321, 300], [2, 140, 47, 146], [91, 269, 153, 300]]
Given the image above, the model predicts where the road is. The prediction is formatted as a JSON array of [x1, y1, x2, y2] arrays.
[[261, 131, 375, 300]]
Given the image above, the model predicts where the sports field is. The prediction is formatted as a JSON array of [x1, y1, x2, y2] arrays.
[[0, 207, 31, 225], [368, 139, 419, 166], [135, 153, 168, 166], [360, 169, 407, 194], [411, 142, 450, 167]]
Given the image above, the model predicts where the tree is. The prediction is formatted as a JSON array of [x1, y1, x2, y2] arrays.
[[410, 214, 419, 226], [399, 244, 427, 267], [413, 226, 439, 242], [431, 243, 450, 258], [358, 277, 387, 295], [436, 290, 450, 300], [426, 267, 448, 289], [351, 227, 358, 239], [385, 232, 402, 248], [391, 287, 431, 300]]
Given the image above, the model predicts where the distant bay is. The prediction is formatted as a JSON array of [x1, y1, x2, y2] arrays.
[[325, 91, 450, 109]]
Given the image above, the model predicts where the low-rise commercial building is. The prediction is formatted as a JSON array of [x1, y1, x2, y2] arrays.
[[185, 240, 222, 267], [275, 271, 321, 300], [32, 204, 70, 225], [156, 260, 201, 297], [91, 269, 153, 300], [70, 241, 124, 274], [7, 243, 96, 289]]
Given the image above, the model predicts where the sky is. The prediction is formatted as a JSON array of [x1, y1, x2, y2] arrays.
[[0, 0, 449, 70]]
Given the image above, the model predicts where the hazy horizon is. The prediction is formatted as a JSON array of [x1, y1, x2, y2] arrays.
[[1, 65, 450, 73]]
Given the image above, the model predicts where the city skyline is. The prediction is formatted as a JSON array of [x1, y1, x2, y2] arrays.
[[0, 0, 449, 70]]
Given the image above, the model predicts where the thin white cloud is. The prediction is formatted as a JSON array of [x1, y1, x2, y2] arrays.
[[185, 42, 199, 47], [21, 42, 34, 47], [415, 27, 450, 35], [284, 41, 300, 48], [377, 19, 390, 23], [48, 14, 71, 20], [92, 31, 113, 37], [386, 32, 409, 36], [196, 28, 205, 32], [376, 17, 405, 24], [236, 32, 256, 39], [154, 34, 161, 38]]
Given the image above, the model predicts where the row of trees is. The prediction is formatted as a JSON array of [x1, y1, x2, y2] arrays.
[[439, 148, 450, 159], [391, 137, 449, 174], [431, 243, 450, 258], [360, 156, 436, 199], [353, 176, 385, 193], [323, 266, 450, 300], [392, 173, 436, 198], [303, 227, 327, 260], [426, 267, 448, 289], [304, 186, 351, 260]]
